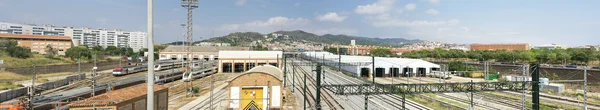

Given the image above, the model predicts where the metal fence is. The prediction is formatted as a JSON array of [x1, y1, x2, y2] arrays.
[[0, 74, 86, 103]]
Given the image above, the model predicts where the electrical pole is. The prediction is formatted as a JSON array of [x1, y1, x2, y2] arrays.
[[92, 55, 97, 97], [292, 59, 295, 93], [283, 55, 287, 87], [147, 0, 155, 109], [29, 61, 36, 110], [522, 64, 527, 110], [584, 66, 588, 110], [315, 64, 322, 110], [372, 55, 375, 84]]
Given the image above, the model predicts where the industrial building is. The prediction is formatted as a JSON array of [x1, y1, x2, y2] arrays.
[[67, 84, 168, 110], [158, 46, 250, 61], [470, 43, 530, 51], [0, 22, 147, 51], [327, 40, 411, 55], [227, 65, 283, 110], [302, 51, 440, 77], [0, 34, 72, 55], [218, 51, 283, 73]]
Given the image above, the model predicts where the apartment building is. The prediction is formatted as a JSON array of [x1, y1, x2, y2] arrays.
[[470, 43, 530, 51], [0, 22, 147, 52]]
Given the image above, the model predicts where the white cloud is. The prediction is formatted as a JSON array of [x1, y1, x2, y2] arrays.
[[235, 0, 247, 6], [294, 3, 301, 7], [219, 16, 310, 33], [404, 3, 416, 11], [312, 28, 359, 35], [245, 16, 309, 27], [426, 9, 439, 15], [95, 18, 108, 25], [354, 0, 396, 14], [372, 19, 460, 27], [428, 0, 440, 5], [316, 12, 347, 22]]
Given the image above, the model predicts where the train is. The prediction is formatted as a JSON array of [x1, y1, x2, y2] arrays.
[[112, 64, 148, 76], [153, 60, 204, 71], [182, 67, 217, 82]]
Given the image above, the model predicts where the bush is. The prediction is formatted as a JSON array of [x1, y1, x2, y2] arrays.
[[6, 46, 32, 58]]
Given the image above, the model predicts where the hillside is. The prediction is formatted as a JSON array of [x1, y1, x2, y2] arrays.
[[199, 32, 263, 46], [169, 30, 421, 47]]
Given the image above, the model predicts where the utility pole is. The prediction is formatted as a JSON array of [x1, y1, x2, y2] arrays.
[[292, 59, 295, 93], [372, 56, 375, 84], [78, 52, 81, 73], [315, 64, 322, 110], [210, 76, 214, 110], [283, 55, 287, 87], [584, 66, 588, 110], [147, 0, 155, 109], [522, 64, 527, 110], [92, 55, 97, 97], [29, 61, 36, 110], [303, 67, 307, 110]]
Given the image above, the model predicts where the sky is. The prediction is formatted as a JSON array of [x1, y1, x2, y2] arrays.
[[0, 0, 598, 46]]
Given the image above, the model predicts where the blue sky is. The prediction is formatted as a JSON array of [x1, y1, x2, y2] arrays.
[[0, 0, 598, 46]]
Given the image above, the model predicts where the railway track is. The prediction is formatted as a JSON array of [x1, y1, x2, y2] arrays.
[[292, 60, 343, 110], [437, 93, 500, 110]]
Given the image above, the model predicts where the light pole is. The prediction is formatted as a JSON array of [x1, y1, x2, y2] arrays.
[[180, 24, 185, 68], [147, 0, 155, 109]]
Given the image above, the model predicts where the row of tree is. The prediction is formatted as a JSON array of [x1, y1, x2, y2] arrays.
[[402, 48, 600, 64], [65, 45, 141, 61], [0, 39, 32, 58]]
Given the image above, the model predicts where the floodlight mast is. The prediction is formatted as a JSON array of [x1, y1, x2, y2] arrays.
[[181, 0, 198, 97]]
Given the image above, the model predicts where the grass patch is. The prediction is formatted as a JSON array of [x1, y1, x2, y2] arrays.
[[0, 52, 120, 68], [0, 71, 76, 82], [0, 82, 24, 90], [404, 94, 454, 110]]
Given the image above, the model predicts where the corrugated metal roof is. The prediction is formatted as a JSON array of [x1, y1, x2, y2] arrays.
[[219, 51, 283, 59], [67, 84, 167, 107]]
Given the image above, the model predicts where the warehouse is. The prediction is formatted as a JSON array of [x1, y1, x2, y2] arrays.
[[158, 46, 250, 61], [302, 51, 440, 78], [218, 51, 283, 73], [227, 65, 283, 110], [67, 84, 168, 110]]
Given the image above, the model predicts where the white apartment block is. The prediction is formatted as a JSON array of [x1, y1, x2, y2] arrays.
[[0, 22, 147, 52]]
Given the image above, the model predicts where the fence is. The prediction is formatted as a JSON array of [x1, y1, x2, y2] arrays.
[[4, 61, 125, 75], [0, 74, 86, 103]]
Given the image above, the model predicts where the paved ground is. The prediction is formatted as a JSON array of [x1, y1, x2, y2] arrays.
[[178, 84, 228, 110]]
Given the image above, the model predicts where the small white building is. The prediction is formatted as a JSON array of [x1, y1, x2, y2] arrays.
[[218, 51, 283, 73], [303, 51, 440, 77]]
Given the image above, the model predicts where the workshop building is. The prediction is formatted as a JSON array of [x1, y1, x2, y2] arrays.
[[227, 65, 283, 110]]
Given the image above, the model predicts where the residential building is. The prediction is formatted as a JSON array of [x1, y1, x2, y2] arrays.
[[534, 44, 568, 50], [470, 43, 530, 51], [0, 22, 147, 52], [0, 34, 72, 55]]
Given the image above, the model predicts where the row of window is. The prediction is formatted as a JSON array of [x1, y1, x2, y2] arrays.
[[32, 42, 69, 45]]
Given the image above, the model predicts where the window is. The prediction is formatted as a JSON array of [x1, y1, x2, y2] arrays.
[[54, 29, 64, 31], [13, 32, 22, 34], [10, 26, 22, 28]]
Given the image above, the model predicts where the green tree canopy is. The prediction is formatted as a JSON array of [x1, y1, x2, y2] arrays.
[[370, 48, 394, 57]]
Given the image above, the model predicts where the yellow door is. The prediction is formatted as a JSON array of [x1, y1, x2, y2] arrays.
[[241, 88, 263, 110]]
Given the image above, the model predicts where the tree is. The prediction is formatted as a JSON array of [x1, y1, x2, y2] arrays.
[[6, 46, 32, 58], [44, 45, 58, 58], [448, 60, 476, 72], [105, 46, 118, 55], [0, 39, 17, 51], [65, 46, 92, 60], [370, 48, 393, 57]]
